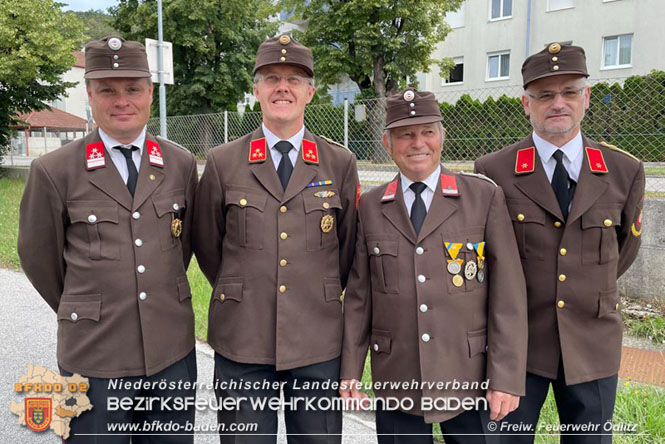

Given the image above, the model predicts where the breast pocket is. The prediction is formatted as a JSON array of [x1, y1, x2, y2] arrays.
[[442, 231, 486, 294], [152, 190, 187, 251], [67, 201, 120, 260], [366, 236, 399, 294], [507, 199, 546, 261], [303, 191, 343, 251], [581, 205, 622, 265], [225, 190, 267, 250]]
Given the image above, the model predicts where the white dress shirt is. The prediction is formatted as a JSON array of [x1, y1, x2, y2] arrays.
[[263, 123, 304, 170], [532, 130, 583, 184], [99, 127, 146, 184], [401, 165, 441, 217]]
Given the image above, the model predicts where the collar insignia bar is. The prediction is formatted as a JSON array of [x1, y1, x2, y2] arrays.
[[440, 174, 459, 196], [302, 139, 319, 164], [585, 147, 608, 174], [381, 179, 398, 202], [515, 147, 536, 175], [249, 138, 267, 163], [147, 139, 164, 167], [86, 142, 106, 170]]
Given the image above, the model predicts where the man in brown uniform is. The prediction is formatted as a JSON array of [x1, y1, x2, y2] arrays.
[[475, 43, 645, 443], [339, 88, 528, 444], [193, 34, 358, 443], [18, 36, 198, 443]]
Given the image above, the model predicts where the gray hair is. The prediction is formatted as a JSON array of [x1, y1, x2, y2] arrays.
[[384, 121, 445, 150]]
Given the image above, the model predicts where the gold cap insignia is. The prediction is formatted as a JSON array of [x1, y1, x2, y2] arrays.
[[279, 34, 291, 45], [548, 42, 561, 54]]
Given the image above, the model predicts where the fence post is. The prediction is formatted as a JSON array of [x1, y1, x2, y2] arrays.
[[44, 127, 48, 154], [224, 111, 228, 144], [343, 98, 349, 149]]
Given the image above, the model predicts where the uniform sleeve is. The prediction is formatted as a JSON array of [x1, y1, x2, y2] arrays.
[[617, 162, 645, 277], [484, 185, 528, 396], [181, 154, 199, 268], [192, 154, 225, 286], [340, 211, 372, 381], [18, 159, 67, 312], [336, 154, 360, 289], [474, 158, 487, 176]]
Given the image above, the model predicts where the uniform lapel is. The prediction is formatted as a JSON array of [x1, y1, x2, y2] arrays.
[[132, 132, 165, 211], [381, 174, 418, 245], [417, 167, 458, 241], [248, 128, 284, 202], [86, 129, 133, 211], [282, 130, 317, 204], [566, 137, 609, 224]]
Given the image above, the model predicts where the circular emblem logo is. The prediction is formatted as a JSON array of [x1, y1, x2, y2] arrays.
[[403, 90, 415, 102], [548, 42, 561, 54], [279, 34, 291, 45], [108, 37, 123, 51]]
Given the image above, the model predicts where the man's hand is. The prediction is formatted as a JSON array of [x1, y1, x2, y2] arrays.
[[339, 379, 368, 411], [486, 389, 520, 421]]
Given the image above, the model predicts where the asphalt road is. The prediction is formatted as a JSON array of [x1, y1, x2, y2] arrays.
[[0, 268, 377, 443]]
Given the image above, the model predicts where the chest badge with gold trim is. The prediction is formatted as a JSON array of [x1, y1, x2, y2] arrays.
[[314, 190, 336, 198], [171, 215, 183, 238], [249, 138, 267, 163], [321, 215, 334, 233]]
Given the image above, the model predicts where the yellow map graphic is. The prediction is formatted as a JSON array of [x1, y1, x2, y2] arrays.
[[10, 364, 92, 439]]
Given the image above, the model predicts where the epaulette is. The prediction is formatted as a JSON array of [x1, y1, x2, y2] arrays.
[[319, 135, 351, 152], [600, 141, 640, 163], [156, 136, 189, 152], [460, 171, 497, 187]]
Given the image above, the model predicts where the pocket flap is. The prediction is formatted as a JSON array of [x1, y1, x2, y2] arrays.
[[508, 205, 546, 225], [177, 276, 192, 302], [597, 289, 620, 318], [582, 206, 622, 229], [366, 238, 398, 257], [303, 192, 342, 214], [225, 190, 267, 212], [67, 201, 119, 224], [370, 330, 392, 354], [57, 294, 102, 323], [214, 277, 244, 303], [323, 278, 343, 303], [467, 328, 488, 357], [152, 191, 186, 217]]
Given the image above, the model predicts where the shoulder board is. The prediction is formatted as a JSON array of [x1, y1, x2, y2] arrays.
[[599, 141, 640, 163], [319, 135, 351, 152], [156, 136, 189, 152], [460, 171, 497, 187]]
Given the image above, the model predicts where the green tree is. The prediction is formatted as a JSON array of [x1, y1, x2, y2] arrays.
[[74, 9, 118, 43], [0, 0, 85, 161], [111, 0, 277, 116]]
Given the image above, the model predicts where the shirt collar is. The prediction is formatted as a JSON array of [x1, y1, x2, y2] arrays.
[[401, 165, 442, 194], [99, 127, 147, 153], [532, 130, 583, 164], [263, 123, 304, 153]]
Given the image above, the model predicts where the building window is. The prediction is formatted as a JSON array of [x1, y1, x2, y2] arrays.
[[547, 0, 574, 11], [490, 0, 512, 20], [603, 34, 632, 68], [487, 52, 510, 80], [442, 58, 464, 85], [446, 2, 466, 28]]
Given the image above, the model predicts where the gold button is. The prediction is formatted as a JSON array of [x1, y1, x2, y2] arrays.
[[604, 219, 612, 227], [240, 198, 247, 206], [615, 303, 620, 310], [557, 300, 565, 308], [149, 174, 156, 181], [280, 206, 287, 213], [560, 248, 567, 256], [323, 202, 330, 209], [280, 259, 287, 267], [559, 274, 566, 282], [552, 56, 558, 62], [554, 221, 562, 228], [279, 285, 286, 293], [280, 232, 288, 240], [553, 65, 560, 71], [220, 293, 225, 301], [517, 213, 525, 222]]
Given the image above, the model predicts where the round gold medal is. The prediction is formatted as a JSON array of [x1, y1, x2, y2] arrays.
[[452, 274, 464, 287]]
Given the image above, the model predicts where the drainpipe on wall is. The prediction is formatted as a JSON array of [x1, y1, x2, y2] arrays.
[[526, 0, 532, 57]]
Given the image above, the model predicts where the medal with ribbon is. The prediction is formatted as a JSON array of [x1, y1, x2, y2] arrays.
[[473, 241, 486, 282], [444, 242, 464, 276]]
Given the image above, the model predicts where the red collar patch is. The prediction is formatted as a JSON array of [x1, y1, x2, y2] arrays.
[[515, 147, 536, 175], [86, 142, 106, 170], [249, 138, 267, 163], [302, 139, 319, 164], [585, 147, 608, 174], [381, 180, 398, 202], [147, 139, 164, 167], [440, 174, 459, 196]]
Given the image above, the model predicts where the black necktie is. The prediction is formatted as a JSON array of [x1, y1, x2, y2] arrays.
[[113, 145, 139, 197], [275, 141, 294, 190], [551, 149, 574, 220], [409, 182, 427, 235]]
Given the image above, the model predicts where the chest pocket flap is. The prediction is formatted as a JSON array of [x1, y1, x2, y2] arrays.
[[225, 190, 267, 212], [303, 192, 342, 214], [68, 201, 119, 224], [152, 191, 186, 217]]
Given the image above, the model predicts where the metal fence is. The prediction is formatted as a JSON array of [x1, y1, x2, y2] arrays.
[[146, 75, 665, 193]]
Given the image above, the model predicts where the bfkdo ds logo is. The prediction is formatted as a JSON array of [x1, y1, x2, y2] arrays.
[[25, 398, 52, 432]]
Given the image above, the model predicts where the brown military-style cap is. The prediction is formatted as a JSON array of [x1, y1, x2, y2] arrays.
[[253, 34, 314, 77], [385, 88, 443, 129], [521, 42, 589, 88], [84, 36, 151, 80]]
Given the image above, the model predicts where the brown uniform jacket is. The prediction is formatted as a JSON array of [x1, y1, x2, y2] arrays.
[[475, 135, 645, 385], [18, 129, 198, 378], [340, 167, 528, 424], [193, 127, 359, 370]]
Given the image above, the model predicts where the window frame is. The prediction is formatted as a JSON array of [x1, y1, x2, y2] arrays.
[[546, 0, 574, 12], [486, 51, 511, 81], [441, 57, 464, 86], [601, 34, 633, 70], [489, 0, 512, 21]]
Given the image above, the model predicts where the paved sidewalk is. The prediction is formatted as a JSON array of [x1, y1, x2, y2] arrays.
[[619, 347, 665, 386]]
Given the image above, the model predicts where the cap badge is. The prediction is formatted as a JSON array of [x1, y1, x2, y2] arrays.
[[548, 42, 561, 54], [403, 90, 415, 102], [108, 37, 122, 51], [279, 34, 291, 45]]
